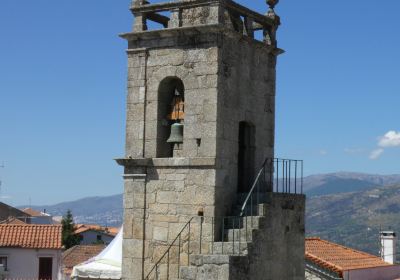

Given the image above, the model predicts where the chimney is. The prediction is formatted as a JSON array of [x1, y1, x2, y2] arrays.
[[380, 231, 397, 264]]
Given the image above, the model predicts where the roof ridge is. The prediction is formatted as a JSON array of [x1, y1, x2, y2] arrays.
[[0, 223, 62, 249]]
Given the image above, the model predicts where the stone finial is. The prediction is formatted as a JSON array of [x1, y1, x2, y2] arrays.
[[266, 0, 280, 22], [267, 0, 279, 10]]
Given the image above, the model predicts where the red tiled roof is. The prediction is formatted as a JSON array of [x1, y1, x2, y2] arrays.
[[0, 224, 62, 249], [306, 238, 391, 277], [74, 224, 119, 236], [21, 208, 47, 217], [62, 245, 105, 275]]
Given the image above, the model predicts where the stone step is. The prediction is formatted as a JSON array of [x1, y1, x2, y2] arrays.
[[179, 255, 249, 280], [231, 203, 267, 217], [221, 216, 266, 230], [209, 241, 250, 255], [224, 228, 257, 242], [235, 192, 269, 206]]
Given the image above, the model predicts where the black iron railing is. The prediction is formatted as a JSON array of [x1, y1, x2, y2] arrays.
[[240, 158, 303, 216], [273, 158, 304, 194]]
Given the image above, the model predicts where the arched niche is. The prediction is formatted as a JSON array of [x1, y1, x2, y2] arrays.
[[157, 77, 185, 158]]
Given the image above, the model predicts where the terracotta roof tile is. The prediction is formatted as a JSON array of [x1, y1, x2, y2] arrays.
[[74, 224, 119, 236], [62, 245, 106, 275], [0, 224, 62, 249], [306, 238, 391, 276], [21, 208, 48, 217]]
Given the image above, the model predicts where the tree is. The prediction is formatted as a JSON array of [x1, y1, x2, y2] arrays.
[[61, 210, 80, 249]]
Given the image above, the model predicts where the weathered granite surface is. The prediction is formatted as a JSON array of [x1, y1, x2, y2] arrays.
[[117, 1, 304, 279]]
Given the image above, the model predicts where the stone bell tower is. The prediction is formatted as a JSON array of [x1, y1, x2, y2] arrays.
[[117, 0, 305, 279]]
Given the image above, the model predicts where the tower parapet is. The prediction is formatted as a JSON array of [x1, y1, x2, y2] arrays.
[[123, 0, 281, 51]]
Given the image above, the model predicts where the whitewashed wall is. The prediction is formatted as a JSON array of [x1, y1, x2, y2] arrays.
[[344, 266, 400, 280], [0, 248, 62, 279]]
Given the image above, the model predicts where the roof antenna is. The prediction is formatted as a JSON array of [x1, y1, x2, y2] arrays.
[[0, 162, 4, 202]]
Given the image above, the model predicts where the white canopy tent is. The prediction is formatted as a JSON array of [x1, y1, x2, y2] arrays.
[[71, 227, 122, 280]]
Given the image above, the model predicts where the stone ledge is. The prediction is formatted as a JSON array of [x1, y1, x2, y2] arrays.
[[123, 173, 147, 180], [121, 24, 284, 55], [120, 24, 223, 41], [115, 157, 216, 168]]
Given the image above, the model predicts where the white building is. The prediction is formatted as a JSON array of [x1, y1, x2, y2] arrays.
[[0, 224, 63, 280], [74, 225, 118, 245], [380, 231, 397, 265], [21, 208, 55, 225]]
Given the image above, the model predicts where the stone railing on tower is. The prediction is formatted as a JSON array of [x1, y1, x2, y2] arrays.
[[129, 0, 281, 48]]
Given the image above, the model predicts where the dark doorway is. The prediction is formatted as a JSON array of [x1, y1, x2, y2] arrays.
[[237, 122, 255, 193], [38, 257, 52, 280]]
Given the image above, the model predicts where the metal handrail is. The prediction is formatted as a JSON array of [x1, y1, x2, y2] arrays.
[[240, 158, 304, 216], [145, 217, 194, 280], [240, 158, 269, 217]]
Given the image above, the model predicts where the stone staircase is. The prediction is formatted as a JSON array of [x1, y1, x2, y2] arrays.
[[147, 191, 305, 280], [177, 197, 269, 280], [144, 158, 306, 280]]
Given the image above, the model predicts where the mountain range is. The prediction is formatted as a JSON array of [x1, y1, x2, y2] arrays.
[[19, 172, 400, 254], [307, 184, 400, 254], [303, 172, 400, 196], [19, 194, 123, 226]]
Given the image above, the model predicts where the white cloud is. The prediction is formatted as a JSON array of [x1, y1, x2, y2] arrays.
[[378, 131, 400, 148], [369, 148, 384, 160], [319, 150, 328, 156], [369, 130, 400, 160]]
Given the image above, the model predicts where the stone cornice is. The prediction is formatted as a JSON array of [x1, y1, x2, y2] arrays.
[[119, 24, 223, 41], [115, 157, 216, 168], [120, 24, 284, 55]]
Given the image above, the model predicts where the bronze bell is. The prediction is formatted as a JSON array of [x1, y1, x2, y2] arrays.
[[167, 122, 184, 144]]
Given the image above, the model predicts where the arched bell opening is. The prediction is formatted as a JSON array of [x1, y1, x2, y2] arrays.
[[237, 121, 256, 193], [157, 77, 185, 158]]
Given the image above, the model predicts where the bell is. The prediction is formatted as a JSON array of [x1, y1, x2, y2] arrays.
[[167, 123, 184, 144]]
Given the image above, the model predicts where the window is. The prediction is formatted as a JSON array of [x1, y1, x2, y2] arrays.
[[97, 235, 102, 242], [0, 257, 7, 271], [38, 257, 52, 280]]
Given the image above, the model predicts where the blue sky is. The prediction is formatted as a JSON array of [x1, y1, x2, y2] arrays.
[[0, 0, 399, 206]]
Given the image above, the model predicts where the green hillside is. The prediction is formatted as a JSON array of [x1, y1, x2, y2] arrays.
[[306, 184, 400, 255]]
